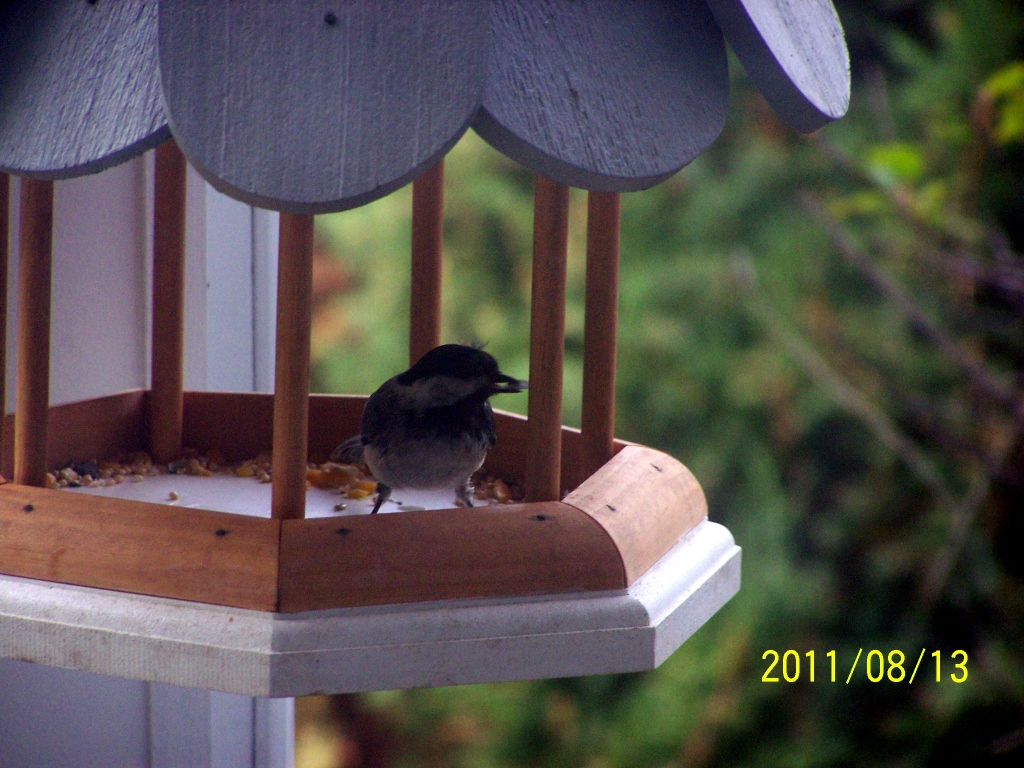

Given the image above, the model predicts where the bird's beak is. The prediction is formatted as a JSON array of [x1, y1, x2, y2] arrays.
[[491, 374, 528, 394]]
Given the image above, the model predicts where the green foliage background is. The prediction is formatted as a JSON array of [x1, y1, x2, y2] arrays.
[[301, 2, 1024, 766]]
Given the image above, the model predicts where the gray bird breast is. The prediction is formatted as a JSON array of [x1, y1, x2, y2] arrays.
[[363, 435, 487, 491]]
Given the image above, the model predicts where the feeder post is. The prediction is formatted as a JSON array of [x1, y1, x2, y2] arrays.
[[14, 179, 53, 487], [409, 160, 444, 366], [526, 175, 570, 502], [0, 174, 8, 472], [150, 140, 188, 463], [271, 212, 314, 520], [580, 192, 621, 482]]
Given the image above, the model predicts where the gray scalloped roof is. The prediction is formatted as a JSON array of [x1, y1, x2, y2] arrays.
[[0, 0, 849, 213]]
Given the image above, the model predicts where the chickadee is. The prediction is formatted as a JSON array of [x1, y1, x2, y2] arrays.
[[332, 344, 527, 514]]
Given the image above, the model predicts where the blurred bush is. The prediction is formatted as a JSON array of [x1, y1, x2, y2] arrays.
[[303, 1, 1024, 766]]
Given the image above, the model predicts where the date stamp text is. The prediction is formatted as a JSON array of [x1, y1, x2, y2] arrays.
[[761, 649, 969, 684]]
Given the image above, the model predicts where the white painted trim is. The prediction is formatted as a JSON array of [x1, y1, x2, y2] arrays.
[[251, 209, 278, 393], [205, 188, 255, 391], [183, 163, 208, 391], [149, 683, 214, 768], [255, 698, 294, 768], [3, 174, 16, 415]]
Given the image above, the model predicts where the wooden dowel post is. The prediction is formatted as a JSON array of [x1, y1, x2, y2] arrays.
[[526, 175, 570, 503], [14, 179, 53, 487], [271, 212, 314, 520], [0, 173, 8, 473], [580, 192, 620, 482], [409, 160, 444, 366], [150, 140, 188, 463]]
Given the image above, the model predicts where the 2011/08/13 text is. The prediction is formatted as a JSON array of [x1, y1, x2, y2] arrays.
[[761, 649, 968, 684]]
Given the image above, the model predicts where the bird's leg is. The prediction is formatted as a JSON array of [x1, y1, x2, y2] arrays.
[[370, 482, 391, 514], [456, 481, 475, 508]]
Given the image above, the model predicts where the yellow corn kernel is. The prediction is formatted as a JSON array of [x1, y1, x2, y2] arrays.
[[306, 468, 352, 490], [186, 458, 213, 477], [320, 462, 360, 476], [326, 470, 354, 488], [493, 479, 512, 503]]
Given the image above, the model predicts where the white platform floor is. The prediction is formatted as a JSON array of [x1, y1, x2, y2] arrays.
[[66, 472, 496, 517]]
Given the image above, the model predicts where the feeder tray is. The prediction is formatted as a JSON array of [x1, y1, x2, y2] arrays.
[[0, 515, 738, 697], [0, 0, 848, 694], [0, 390, 738, 696], [0, 390, 713, 611]]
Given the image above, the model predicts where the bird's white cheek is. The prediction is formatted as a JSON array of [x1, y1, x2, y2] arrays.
[[362, 446, 385, 479]]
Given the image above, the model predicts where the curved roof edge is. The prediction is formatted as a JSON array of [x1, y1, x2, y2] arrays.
[[707, 0, 850, 133], [0, 0, 167, 180]]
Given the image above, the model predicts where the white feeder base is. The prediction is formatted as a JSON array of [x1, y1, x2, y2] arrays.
[[0, 520, 739, 697]]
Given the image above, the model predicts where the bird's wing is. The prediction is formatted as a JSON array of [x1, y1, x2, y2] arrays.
[[359, 377, 401, 443], [330, 434, 364, 464], [482, 401, 497, 449]]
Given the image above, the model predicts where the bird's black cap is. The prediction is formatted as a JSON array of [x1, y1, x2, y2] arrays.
[[398, 344, 526, 393]]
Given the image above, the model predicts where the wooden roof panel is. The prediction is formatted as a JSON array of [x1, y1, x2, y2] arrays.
[[0, 0, 168, 178], [706, 0, 850, 132], [159, 0, 487, 213], [0, 1, 849, 201], [474, 0, 730, 192]]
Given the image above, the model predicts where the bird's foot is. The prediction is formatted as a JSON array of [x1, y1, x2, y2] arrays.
[[456, 482, 475, 508], [370, 482, 391, 514]]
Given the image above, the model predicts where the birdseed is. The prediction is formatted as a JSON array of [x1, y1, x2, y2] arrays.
[[49, 449, 523, 508]]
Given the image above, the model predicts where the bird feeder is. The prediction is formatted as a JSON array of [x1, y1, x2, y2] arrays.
[[0, 1, 848, 696]]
